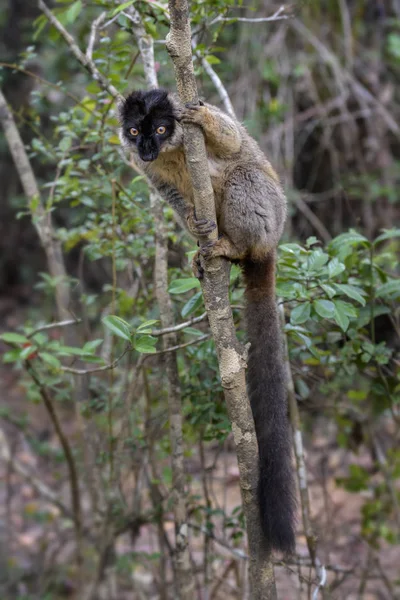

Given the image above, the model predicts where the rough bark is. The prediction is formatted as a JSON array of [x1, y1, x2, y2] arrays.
[[166, 2, 277, 597]]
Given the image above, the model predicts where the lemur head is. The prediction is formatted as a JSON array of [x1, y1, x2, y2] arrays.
[[119, 89, 182, 162]]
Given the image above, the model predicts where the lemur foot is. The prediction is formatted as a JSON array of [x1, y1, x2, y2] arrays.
[[186, 208, 216, 237], [198, 236, 223, 260], [192, 251, 204, 280]]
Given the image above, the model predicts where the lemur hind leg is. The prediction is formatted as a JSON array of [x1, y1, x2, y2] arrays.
[[220, 166, 286, 261]]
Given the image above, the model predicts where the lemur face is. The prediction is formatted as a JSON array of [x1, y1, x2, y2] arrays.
[[119, 89, 177, 162]]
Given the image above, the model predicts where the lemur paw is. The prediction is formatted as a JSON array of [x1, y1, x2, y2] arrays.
[[181, 102, 207, 125], [186, 209, 217, 237]]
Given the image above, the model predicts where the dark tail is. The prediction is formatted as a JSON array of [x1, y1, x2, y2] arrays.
[[243, 252, 296, 554]]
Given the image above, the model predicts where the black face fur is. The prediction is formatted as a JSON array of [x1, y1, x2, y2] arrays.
[[119, 89, 177, 162]]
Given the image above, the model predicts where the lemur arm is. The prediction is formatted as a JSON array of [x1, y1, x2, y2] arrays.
[[154, 181, 190, 222], [151, 180, 217, 237], [181, 104, 241, 157]]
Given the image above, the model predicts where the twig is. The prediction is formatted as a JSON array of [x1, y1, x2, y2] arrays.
[[151, 312, 207, 336], [0, 426, 72, 518], [27, 318, 82, 337], [86, 11, 107, 61], [60, 346, 130, 375], [38, 0, 123, 101], [188, 522, 247, 561], [209, 6, 290, 25], [26, 363, 82, 563], [292, 194, 332, 242], [0, 89, 71, 322]]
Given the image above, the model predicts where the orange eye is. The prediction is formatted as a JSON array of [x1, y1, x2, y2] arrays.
[[156, 126, 166, 135], [129, 128, 138, 136]]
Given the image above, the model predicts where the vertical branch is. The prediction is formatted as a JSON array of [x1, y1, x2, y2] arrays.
[[127, 7, 195, 597], [26, 364, 82, 564], [0, 89, 71, 322], [166, 2, 277, 598]]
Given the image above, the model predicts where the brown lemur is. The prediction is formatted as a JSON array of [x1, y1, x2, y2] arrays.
[[119, 88, 296, 554]]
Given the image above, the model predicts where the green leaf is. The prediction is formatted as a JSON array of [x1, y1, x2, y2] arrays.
[[335, 300, 358, 318], [334, 284, 366, 306], [40, 353, 61, 369], [134, 335, 157, 354], [308, 250, 329, 271], [181, 291, 203, 317], [291, 302, 311, 325], [56, 345, 89, 357], [375, 280, 400, 299], [205, 55, 221, 65], [373, 228, 400, 245], [102, 315, 132, 342], [0, 332, 30, 344], [328, 258, 346, 278], [313, 299, 335, 319], [320, 283, 336, 298], [329, 231, 369, 251], [136, 320, 159, 333], [65, 0, 82, 24], [169, 278, 201, 294], [20, 345, 38, 360], [333, 301, 350, 332], [110, 0, 135, 16], [183, 327, 206, 337], [82, 339, 103, 353], [59, 136, 72, 152]]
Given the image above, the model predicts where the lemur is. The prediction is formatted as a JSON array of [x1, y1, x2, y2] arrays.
[[119, 88, 296, 554]]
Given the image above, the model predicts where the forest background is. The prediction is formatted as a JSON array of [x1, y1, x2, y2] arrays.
[[0, 0, 399, 599]]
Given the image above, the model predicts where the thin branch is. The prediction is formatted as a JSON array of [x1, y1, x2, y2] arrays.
[[0, 426, 72, 518], [209, 6, 290, 25], [27, 319, 82, 338], [86, 11, 107, 61], [38, 0, 123, 101], [151, 312, 207, 336], [26, 363, 82, 562], [60, 346, 131, 375], [292, 195, 332, 242], [149, 334, 210, 356], [0, 89, 71, 322]]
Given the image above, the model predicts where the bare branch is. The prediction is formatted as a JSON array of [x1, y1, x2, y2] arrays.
[[60, 346, 131, 375], [0, 426, 72, 518], [0, 89, 71, 322], [86, 11, 107, 61], [151, 312, 207, 336], [27, 319, 82, 337]]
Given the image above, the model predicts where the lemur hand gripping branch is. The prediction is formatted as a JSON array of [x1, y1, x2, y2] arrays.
[[119, 88, 296, 554]]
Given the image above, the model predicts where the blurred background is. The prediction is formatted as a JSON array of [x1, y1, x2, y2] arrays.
[[0, 0, 399, 598]]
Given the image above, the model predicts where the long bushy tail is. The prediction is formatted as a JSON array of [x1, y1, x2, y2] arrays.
[[243, 253, 296, 554]]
